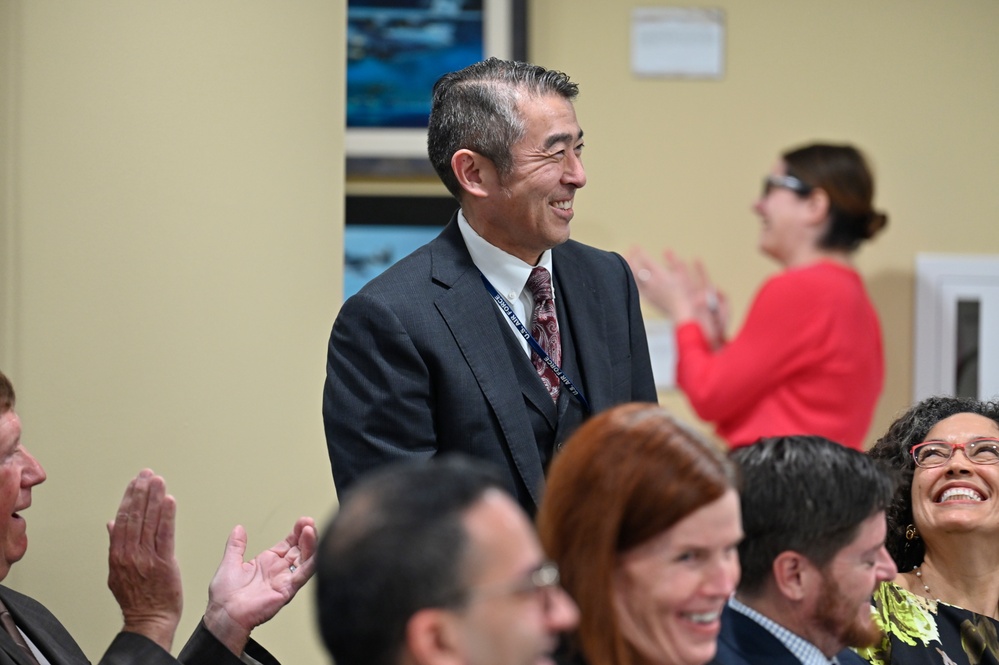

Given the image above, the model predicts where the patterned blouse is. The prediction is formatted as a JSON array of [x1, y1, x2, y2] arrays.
[[858, 581, 999, 665]]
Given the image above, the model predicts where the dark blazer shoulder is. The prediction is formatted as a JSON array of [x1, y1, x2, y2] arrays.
[[712, 604, 799, 665], [713, 604, 865, 665], [0, 584, 88, 665], [551, 239, 637, 312], [353, 219, 628, 304], [553, 238, 628, 269], [0, 584, 181, 665], [0, 586, 278, 665]]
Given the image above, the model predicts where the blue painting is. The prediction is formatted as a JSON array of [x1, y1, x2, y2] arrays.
[[344, 225, 442, 299], [347, 0, 485, 128]]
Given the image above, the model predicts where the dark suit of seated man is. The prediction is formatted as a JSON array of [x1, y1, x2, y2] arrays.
[[323, 57, 657, 515], [711, 436, 897, 665], [0, 369, 316, 664]]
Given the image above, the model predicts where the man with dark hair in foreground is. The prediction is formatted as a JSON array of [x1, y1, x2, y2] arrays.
[[316, 455, 579, 665], [712, 436, 897, 665]]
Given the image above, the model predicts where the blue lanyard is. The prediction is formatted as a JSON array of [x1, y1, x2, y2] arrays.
[[480, 273, 591, 413]]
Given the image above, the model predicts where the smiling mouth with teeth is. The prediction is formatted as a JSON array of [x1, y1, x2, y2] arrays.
[[937, 488, 985, 503], [685, 611, 721, 624], [552, 200, 572, 210]]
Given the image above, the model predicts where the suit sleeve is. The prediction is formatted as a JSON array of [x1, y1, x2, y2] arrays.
[[96, 632, 180, 665], [176, 621, 278, 665], [0, 586, 178, 665], [323, 291, 438, 495]]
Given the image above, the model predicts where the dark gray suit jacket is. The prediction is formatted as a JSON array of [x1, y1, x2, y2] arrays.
[[323, 215, 657, 512], [711, 604, 867, 665], [0, 584, 277, 665]]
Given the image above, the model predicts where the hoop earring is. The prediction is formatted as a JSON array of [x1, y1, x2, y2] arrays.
[[905, 524, 919, 541]]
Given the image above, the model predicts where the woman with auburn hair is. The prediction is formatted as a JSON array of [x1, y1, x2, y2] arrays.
[[628, 143, 887, 449], [537, 403, 741, 665]]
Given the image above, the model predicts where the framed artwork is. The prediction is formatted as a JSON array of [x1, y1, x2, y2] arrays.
[[346, 0, 527, 173], [344, 195, 458, 299]]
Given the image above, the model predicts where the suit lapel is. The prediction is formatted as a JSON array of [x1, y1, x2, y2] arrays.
[[0, 586, 85, 665], [498, 325, 558, 428], [0, 632, 32, 665], [430, 219, 546, 506], [552, 245, 610, 410]]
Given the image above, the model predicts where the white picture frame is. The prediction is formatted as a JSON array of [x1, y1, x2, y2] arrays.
[[345, 0, 521, 162]]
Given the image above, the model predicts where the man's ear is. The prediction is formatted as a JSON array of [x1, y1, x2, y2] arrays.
[[452, 149, 497, 200], [406, 608, 466, 665], [771, 551, 818, 602]]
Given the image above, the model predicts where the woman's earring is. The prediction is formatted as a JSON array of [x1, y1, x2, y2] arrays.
[[905, 524, 919, 541]]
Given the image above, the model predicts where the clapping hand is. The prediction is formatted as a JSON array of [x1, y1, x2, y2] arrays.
[[106, 469, 183, 652], [202, 517, 317, 656], [627, 247, 728, 349]]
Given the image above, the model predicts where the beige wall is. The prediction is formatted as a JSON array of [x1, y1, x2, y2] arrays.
[[2, 1, 999, 664], [1, 2, 343, 663], [350, 1, 999, 446], [526, 0, 999, 443]]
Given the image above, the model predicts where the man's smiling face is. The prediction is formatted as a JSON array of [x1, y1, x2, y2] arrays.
[[0, 408, 47, 580]]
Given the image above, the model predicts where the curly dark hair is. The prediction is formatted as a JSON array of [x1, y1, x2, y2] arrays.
[[868, 396, 999, 571]]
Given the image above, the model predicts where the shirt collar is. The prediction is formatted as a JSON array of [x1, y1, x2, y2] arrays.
[[457, 209, 554, 302], [728, 596, 839, 665]]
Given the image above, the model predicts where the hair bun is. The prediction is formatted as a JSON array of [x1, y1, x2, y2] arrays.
[[866, 211, 888, 239]]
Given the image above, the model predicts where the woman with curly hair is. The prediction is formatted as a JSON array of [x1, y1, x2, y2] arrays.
[[863, 396, 999, 665]]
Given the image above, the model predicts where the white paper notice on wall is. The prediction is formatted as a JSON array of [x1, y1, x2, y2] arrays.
[[631, 7, 725, 79], [644, 319, 677, 390]]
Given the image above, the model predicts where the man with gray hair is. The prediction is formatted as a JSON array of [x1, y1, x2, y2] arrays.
[[323, 58, 656, 514]]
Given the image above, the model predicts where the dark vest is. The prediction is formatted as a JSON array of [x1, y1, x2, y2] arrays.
[[494, 279, 588, 513]]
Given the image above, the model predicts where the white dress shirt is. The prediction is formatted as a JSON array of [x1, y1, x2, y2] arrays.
[[457, 209, 557, 357]]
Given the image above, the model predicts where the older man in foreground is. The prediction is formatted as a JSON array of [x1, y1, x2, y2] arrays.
[[0, 368, 315, 664]]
